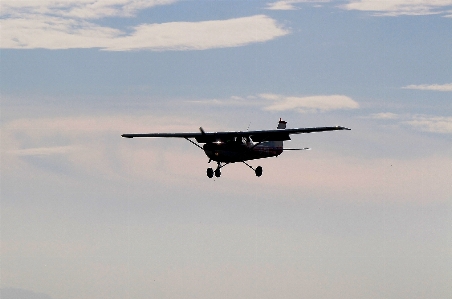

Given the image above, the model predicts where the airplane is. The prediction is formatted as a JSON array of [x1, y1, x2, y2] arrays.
[[121, 119, 350, 178]]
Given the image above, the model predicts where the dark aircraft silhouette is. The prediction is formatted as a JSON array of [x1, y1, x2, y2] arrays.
[[122, 119, 350, 178]]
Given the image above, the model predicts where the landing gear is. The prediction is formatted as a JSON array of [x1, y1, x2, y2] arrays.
[[207, 162, 262, 178], [242, 161, 263, 177], [255, 166, 263, 177], [207, 163, 225, 178]]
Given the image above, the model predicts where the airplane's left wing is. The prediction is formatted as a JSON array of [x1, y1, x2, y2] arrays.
[[121, 132, 202, 138]]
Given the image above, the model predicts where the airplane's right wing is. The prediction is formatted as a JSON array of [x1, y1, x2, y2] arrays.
[[246, 126, 351, 142]]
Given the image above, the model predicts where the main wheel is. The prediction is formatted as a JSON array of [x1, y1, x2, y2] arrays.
[[214, 168, 221, 177], [255, 166, 263, 177], [207, 168, 214, 178]]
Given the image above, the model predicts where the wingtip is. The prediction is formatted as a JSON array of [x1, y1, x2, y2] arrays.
[[121, 134, 133, 138]]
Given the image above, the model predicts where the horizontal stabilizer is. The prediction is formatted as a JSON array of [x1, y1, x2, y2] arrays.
[[283, 148, 311, 151]]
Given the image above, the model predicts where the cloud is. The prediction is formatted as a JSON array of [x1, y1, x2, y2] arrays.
[[367, 112, 452, 134], [0, 0, 177, 19], [265, 0, 329, 10], [260, 94, 359, 112], [265, 0, 452, 15], [403, 115, 452, 134], [0, 114, 215, 181], [187, 94, 359, 113], [107, 15, 290, 51], [1, 288, 54, 299], [367, 112, 399, 120], [344, 0, 452, 16], [1, 0, 289, 51], [9, 146, 76, 156], [402, 83, 452, 91], [1, 14, 289, 51], [2, 111, 451, 202], [187, 96, 260, 107]]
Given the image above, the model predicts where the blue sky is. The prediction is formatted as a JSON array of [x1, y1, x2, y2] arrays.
[[1, 1, 451, 299]]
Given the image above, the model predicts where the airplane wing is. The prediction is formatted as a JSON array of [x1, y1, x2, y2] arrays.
[[122, 126, 350, 143]]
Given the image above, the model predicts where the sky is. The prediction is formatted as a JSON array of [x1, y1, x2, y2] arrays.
[[1, 0, 451, 298]]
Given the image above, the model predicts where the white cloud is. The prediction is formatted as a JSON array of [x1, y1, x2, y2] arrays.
[[402, 83, 452, 91], [344, 0, 452, 16], [1, 0, 289, 51], [0, 0, 177, 19], [106, 15, 290, 51], [1, 16, 122, 49], [265, 0, 329, 10], [403, 115, 452, 134], [260, 94, 359, 112]]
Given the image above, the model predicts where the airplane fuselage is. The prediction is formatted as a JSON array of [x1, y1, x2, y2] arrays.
[[203, 141, 283, 163]]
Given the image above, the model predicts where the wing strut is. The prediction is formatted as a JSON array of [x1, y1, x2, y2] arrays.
[[184, 138, 203, 150]]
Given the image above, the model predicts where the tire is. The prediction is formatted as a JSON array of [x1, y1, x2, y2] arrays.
[[255, 166, 262, 177], [207, 168, 214, 178]]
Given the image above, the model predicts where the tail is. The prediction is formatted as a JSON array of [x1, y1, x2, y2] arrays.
[[277, 118, 287, 129], [274, 118, 286, 148]]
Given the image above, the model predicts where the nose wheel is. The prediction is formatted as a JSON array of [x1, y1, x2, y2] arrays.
[[242, 161, 263, 177], [255, 166, 262, 177]]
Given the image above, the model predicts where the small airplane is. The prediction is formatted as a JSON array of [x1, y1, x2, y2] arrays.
[[122, 119, 350, 178]]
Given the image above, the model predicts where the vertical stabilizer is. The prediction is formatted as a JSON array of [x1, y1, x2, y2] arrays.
[[277, 118, 287, 129], [273, 118, 286, 149]]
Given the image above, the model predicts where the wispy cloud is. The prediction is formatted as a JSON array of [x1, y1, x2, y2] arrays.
[[260, 94, 359, 112], [188, 94, 359, 113], [367, 112, 452, 134], [1, 115, 207, 180], [0, 0, 177, 19], [10, 146, 77, 156], [265, 0, 452, 15], [402, 83, 452, 91], [367, 112, 400, 119], [187, 96, 262, 107], [344, 0, 452, 16], [403, 115, 452, 134], [265, 0, 328, 10], [1, 0, 289, 51]]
